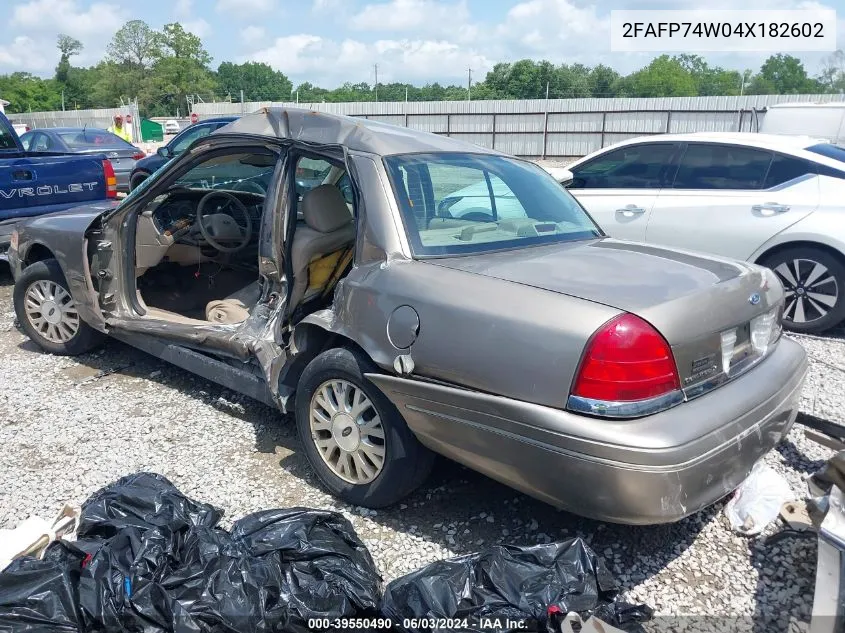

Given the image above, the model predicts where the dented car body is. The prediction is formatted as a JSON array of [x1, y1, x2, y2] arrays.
[[9, 108, 808, 524]]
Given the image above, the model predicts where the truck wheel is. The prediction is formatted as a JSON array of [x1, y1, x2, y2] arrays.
[[13, 259, 104, 356], [295, 347, 434, 508], [762, 247, 845, 334]]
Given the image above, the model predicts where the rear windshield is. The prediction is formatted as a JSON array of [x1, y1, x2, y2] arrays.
[[805, 143, 845, 163], [58, 130, 134, 149], [385, 153, 601, 257]]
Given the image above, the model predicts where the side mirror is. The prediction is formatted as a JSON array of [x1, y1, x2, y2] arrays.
[[157, 146, 172, 159], [547, 167, 574, 187]]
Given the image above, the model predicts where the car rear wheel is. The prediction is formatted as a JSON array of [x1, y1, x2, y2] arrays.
[[295, 347, 434, 508], [130, 171, 149, 191], [13, 259, 104, 355], [762, 247, 845, 334]]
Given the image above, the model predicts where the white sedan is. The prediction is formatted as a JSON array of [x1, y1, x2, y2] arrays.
[[552, 132, 845, 333]]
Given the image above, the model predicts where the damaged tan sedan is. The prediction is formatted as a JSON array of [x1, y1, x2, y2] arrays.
[[8, 108, 808, 524]]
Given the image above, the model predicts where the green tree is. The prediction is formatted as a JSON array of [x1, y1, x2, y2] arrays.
[[620, 55, 697, 97], [55, 34, 82, 83], [820, 50, 845, 93], [752, 54, 823, 94], [216, 61, 292, 101], [107, 20, 160, 69], [0, 72, 62, 112], [588, 64, 620, 97], [156, 23, 212, 66]]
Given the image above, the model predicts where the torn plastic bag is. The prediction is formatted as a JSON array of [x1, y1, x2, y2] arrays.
[[76, 472, 221, 540], [724, 463, 795, 535], [0, 541, 86, 632], [381, 539, 651, 633]]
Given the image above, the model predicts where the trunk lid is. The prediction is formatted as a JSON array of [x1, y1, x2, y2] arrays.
[[429, 238, 784, 395]]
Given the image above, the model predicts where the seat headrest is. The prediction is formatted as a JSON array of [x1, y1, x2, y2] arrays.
[[301, 184, 351, 233]]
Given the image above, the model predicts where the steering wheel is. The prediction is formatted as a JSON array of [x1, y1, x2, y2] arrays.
[[196, 191, 253, 253], [230, 179, 266, 195]]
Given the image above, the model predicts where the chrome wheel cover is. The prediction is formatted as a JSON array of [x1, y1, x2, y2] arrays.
[[774, 258, 839, 324], [309, 379, 386, 484], [23, 280, 80, 344]]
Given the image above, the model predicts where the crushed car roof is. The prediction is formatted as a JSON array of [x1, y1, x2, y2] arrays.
[[215, 106, 502, 157]]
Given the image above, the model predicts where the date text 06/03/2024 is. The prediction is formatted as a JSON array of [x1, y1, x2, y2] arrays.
[[306, 618, 531, 630]]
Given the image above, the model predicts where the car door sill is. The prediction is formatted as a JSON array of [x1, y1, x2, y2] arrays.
[[111, 331, 280, 408]]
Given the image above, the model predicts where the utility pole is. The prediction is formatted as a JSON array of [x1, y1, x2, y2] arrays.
[[374, 63, 379, 102], [61, 89, 65, 111], [405, 86, 408, 102], [467, 67, 472, 101], [740, 73, 746, 96]]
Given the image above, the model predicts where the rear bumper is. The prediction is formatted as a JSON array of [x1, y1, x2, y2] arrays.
[[114, 169, 131, 192], [368, 338, 807, 524]]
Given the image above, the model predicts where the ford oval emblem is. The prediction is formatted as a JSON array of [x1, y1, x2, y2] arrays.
[[749, 293, 761, 305]]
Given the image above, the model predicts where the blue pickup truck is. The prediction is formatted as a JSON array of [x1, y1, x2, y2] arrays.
[[0, 111, 115, 261]]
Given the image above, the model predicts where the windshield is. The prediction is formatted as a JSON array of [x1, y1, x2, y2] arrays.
[[59, 130, 134, 149], [806, 143, 845, 163], [384, 152, 601, 257], [0, 117, 18, 150]]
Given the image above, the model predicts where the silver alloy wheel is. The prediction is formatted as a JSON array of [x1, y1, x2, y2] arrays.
[[774, 258, 839, 324], [309, 379, 386, 484], [23, 280, 80, 344]]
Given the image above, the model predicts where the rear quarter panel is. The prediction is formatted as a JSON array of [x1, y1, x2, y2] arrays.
[[331, 259, 621, 410]]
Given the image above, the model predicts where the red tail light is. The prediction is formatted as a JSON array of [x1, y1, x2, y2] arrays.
[[571, 314, 680, 405], [103, 159, 117, 198], [132, 151, 146, 160]]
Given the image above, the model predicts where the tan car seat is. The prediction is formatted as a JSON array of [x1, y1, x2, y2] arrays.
[[289, 185, 355, 309]]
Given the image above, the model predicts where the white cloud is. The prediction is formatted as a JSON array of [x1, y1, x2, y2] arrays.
[[182, 18, 213, 38], [174, 0, 193, 17], [12, 0, 121, 38], [311, 0, 344, 12], [216, 0, 276, 12], [501, 0, 608, 56], [246, 33, 492, 86], [240, 25, 267, 45], [7, 0, 123, 72], [351, 0, 470, 33], [0, 36, 53, 73]]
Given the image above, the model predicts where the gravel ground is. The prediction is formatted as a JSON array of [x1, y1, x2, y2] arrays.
[[1, 264, 843, 632]]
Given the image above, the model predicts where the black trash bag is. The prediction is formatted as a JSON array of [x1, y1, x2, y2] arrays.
[[0, 541, 87, 632], [77, 472, 222, 540], [69, 475, 381, 632], [78, 525, 191, 632], [230, 509, 383, 621], [382, 539, 652, 633]]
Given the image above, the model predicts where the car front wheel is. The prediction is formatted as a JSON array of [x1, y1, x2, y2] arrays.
[[763, 247, 845, 334], [295, 347, 434, 508], [130, 171, 149, 191], [13, 259, 104, 355]]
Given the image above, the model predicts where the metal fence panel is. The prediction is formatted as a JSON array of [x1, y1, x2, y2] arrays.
[[545, 132, 603, 157], [8, 105, 142, 141], [449, 114, 494, 133], [496, 113, 545, 133], [494, 134, 543, 156], [407, 115, 449, 133], [546, 112, 604, 132], [108, 94, 845, 158]]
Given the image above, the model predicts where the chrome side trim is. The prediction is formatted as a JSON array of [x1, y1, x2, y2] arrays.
[[566, 389, 684, 418]]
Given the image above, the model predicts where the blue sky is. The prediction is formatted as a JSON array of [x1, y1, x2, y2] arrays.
[[1, 0, 842, 88]]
